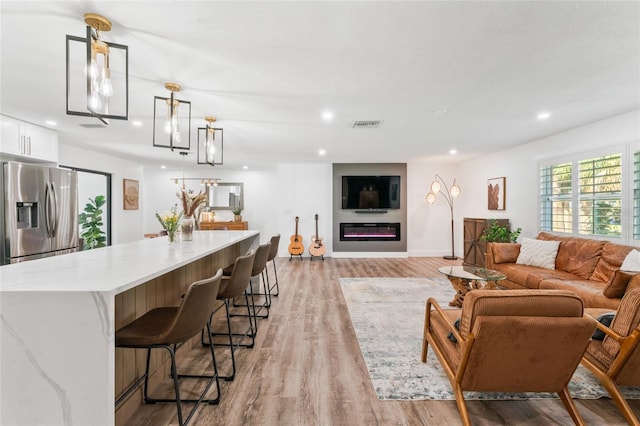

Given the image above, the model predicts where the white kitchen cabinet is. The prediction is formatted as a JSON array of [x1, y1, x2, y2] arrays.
[[0, 115, 58, 163]]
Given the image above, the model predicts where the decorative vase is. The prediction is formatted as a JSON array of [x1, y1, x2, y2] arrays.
[[181, 216, 195, 241], [234, 214, 242, 222], [167, 230, 176, 244]]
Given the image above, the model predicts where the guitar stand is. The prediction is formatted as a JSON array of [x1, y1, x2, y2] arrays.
[[289, 254, 303, 261], [310, 254, 324, 261]]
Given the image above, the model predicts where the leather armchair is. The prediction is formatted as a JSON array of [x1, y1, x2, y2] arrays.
[[421, 289, 596, 426], [582, 287, 640, 425]]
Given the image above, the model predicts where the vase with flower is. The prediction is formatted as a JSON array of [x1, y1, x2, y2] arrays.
[[178, 188, 207, 241], [156, 205, 182, 244]]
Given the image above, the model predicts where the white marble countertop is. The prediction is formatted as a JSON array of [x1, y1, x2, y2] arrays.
[[0, 230, 258, 294]]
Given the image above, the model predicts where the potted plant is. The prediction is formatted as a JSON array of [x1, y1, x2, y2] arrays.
[[78, 195, 107, 250], [480, 219, 521, 243], [232, 206, 242, 222]]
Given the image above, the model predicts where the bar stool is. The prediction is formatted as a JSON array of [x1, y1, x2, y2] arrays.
[[233, 242, 271, 320], [115, 269, 223, 426], [266, 234, 281, 297], [206, 250, 256, 380]]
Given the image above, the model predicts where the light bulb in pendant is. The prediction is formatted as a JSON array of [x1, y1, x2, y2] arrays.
[[89, 90, 102, 110], [100, 69, 113, 97]]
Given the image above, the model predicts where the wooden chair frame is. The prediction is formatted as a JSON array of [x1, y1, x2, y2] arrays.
[[581, 316, 640, 426], [421, 297, 587, 426]]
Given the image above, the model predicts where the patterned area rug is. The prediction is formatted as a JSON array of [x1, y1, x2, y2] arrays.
[[339, 276, 640, 401]]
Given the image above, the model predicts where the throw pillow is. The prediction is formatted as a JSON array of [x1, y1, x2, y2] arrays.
[[447, 318, 461, 343], [603, 270, 637, 298], [621, 249, 640, 272], [592, 312, 615, 340], [515, 238, 560, 270], [493, 243, 521, 264]]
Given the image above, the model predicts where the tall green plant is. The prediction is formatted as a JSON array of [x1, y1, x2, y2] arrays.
[[79, 195, 107, 250]]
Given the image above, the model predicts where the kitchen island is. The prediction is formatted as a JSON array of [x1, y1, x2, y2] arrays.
[[0, 230, 259, 425]]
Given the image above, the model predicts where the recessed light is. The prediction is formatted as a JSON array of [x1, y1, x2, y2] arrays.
[[449, 149, 457, 155], [318, 149, 326, 156], [45, 120, 57, 126], [243, 165, 249, 170], [537, 112, 551, 120], [433, 108, 448, 115], [132, 120, 143, 127], [322, 111, 334, 121]]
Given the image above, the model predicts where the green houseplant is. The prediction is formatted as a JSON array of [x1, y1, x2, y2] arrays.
[[232, 206, 242, 222], [480, 219, 521, 243], [79, 195, 107, 250]]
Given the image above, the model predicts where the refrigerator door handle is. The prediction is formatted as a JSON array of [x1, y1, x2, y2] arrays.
[[44, 183, 51, 237], [50, 183, 58, 237]]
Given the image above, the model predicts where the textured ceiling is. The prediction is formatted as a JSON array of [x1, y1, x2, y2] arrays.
[[1, 1, 638, 170]]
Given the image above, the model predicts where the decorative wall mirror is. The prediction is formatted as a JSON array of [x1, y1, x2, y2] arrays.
[[207, 182, 243, 210]]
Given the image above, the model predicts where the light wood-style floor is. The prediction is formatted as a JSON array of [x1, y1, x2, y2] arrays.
[[124, 256, 640, 425]]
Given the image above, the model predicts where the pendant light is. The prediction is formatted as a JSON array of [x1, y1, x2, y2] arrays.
[[153, 82, 191, 151], [197, 116, 224, 166], [66, 13, 129, 124]]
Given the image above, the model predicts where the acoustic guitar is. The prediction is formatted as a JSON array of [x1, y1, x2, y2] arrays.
[[288, 216, 304, 260], [309, 214, 325, 261]]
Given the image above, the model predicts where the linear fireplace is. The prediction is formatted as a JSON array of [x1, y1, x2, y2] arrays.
[[340, 223, 401, 242]]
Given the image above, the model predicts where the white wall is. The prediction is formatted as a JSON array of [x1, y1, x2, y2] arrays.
[[59, 144, 144, 245], [406, 162, 459, 257], [61, 109, 640, 256], [276, 164, 333, 257], [142, 166, 280, 245], [457, 109, 640, 245]]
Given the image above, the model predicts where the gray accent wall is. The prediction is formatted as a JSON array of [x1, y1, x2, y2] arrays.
[[332, 163, 407, 252]]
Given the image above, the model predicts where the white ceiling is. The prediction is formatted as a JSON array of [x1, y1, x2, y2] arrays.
[[1, 1, 639, 171]]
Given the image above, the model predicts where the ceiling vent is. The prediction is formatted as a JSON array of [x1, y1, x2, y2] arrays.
[[351, 120, 381, 129]]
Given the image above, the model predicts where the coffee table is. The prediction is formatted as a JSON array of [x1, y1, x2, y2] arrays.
[[438, 265, 507, 308]]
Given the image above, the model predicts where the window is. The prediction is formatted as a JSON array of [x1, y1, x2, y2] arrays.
[[634, 151, 640, 240], [578, 154, 621, 237], [540, 162, 572, 233], [540, 152, 622, 238]]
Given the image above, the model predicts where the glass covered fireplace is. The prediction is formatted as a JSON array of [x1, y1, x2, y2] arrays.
[[339, 223, 401, 242]]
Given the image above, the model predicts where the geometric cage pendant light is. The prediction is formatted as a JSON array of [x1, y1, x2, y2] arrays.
[[153, 82, 191, 151], [197, 116, 223, 166], [65, 13, 129, 124]]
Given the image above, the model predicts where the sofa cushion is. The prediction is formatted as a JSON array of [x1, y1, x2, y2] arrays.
[[516, 238, 560, 270], [539, 278, 619, 310], [591, 243, 635, 283], [492, 243, 521, 264], [555, 238, 605, 279], [492, 263, 577, 289], [603, 270, 638, 298]]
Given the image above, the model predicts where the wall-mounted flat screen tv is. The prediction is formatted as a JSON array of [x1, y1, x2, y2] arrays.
[[341, 175, 401, 209]]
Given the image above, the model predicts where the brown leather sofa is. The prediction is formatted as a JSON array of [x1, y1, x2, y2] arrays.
[[485, 232, 638, 309]]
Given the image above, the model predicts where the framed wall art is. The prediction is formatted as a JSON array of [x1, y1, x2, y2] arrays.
[[123, 179, 139, 210], [487, 177, 505, 210]]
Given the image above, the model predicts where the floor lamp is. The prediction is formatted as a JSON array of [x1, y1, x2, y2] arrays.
[[426, 174, 461, 260]]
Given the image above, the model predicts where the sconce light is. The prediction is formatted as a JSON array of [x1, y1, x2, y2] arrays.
[[426, 174, 461, 260], [153, 82, 191, 151], [197, 116, 224, 166], [66, 13, 129, 124]]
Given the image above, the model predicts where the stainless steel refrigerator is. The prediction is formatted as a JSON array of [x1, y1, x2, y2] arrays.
[[1, 161, 79, 264]]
